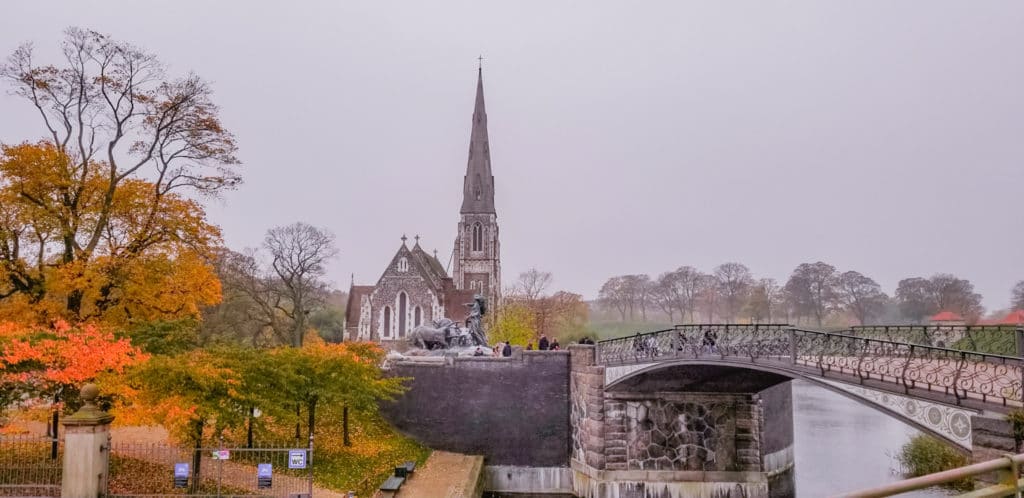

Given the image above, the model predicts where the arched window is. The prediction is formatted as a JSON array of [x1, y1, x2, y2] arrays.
[[383, 306, 391, 338], [398, 292, 408, 337], [414, 306, 422, 327], [472, 223, 482, 252], [397, 257, 408, 272]]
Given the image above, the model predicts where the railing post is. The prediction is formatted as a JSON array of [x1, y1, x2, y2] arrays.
[[788, 327, 797, 365], [1018, 327, 1024, 403], [61, 383, 114, 498]]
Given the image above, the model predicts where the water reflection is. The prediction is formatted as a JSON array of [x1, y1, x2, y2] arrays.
[[792, 379, 950, 497]]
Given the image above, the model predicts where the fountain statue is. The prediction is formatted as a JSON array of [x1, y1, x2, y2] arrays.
[[407, 294, 488, 351]]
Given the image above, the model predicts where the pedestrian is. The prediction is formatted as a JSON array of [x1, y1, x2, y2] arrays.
[[526, 342, 534, 350], [473, 347, 485, 357], [538, 334, 550, 351], [550, 338, 560, 351], [492, 344, 500, 357], [502, 341, 512, 357], [702, 328, 717, 354]]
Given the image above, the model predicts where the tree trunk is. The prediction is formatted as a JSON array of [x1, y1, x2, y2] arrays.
[[307, 397, 317, 440], [190, 420, 203, 493], [247, 406, 254, 448], [294, 403, 301, 441], [343, 405, 351, 446]]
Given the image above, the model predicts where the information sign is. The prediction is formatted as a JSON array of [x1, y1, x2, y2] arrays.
[[288, 450, 307, 469], [173, 463, 189, 488], [211, 449, 230, 460], [257, 463, 272, 489]]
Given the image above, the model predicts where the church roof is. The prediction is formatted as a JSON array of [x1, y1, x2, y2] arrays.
[[344, 285, 375, 329], [460, 67, 496, 214]]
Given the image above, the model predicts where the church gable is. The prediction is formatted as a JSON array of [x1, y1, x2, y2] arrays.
[[375, 242, 437, 288]]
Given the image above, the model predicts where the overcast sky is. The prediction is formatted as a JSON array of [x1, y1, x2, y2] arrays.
[[1, 1, 1022, 310]]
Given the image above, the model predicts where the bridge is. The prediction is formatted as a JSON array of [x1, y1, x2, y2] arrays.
[[381, 323, 1024, 498], [595, 324, 1024, 452]]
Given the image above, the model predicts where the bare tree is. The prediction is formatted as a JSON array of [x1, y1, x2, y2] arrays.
[[745, 278, 781, 323], [1013, 281, 1024, 311], [598, 276, 629, 320], [714, 262, 753, 322], [516, 268, 553, 301], [930, 274, 984, 321], [264, 223, 338, 347], [652, 273, 677, 322], [895, 277, 935, 322], [696, 274, 720, 323], [837, 271, 887, 325], [784, 262, 840, 327]]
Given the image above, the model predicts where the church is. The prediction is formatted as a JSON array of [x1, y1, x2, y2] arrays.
[[345, 68, 502, 342]]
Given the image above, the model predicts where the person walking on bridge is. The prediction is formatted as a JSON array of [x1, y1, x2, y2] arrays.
[[538, 335, 550, 350], [502, 341, 512, 357]]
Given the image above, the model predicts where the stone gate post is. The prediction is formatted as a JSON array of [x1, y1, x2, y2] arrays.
[[61, 383, 114, 498]]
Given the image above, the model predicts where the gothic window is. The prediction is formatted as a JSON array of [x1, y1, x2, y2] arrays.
[[383, 306, 391, 338], [398, 292, 408, 337], [472, 223, 482, 252], [397, 257, 408, 272], [414, 306, 422, 327]]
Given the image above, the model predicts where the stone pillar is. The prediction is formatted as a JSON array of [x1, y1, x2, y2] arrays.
[[61, 383, 114, 498]]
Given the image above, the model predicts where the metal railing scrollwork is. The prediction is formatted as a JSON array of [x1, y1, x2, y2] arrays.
[[596, 325, 1024, 408]]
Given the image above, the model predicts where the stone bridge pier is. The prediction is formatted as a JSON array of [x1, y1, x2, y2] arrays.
[[570, 345, 795, 498]]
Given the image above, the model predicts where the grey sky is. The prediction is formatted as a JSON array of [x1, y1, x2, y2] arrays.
[[1, 1, 1022, 310]]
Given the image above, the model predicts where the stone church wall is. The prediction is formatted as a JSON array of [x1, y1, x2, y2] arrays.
[[380, 350, 571, 467]]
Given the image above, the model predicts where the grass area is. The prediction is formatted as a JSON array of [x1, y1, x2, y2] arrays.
[[586, 321, 674, 341], [231, 410, 430, 496], [107, 455, 253, 496]]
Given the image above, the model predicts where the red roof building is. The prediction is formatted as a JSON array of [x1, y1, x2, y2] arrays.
[[929, 311, 965, 323], [1000, 310, 1024, 325]]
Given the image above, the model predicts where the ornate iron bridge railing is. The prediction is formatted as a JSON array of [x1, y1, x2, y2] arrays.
[[595, 324, 1024, 408], [843, 325, 1021, 356]]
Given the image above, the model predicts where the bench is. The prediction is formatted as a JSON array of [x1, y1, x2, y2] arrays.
[[380, 475, 405, 492], [394, 461, 416, 477]]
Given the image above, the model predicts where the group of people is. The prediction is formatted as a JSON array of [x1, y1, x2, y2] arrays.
[[470, 334, 599, 357]]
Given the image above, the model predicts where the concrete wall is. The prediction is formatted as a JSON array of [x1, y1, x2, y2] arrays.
[[381, 351, 571, 467]]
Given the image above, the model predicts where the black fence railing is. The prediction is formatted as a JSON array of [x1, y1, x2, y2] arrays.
[[596, 324, 1024, 407], [107, 438, 314, 498], [0, 434, 61, 497]]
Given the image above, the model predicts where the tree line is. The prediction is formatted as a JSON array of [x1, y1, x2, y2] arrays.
[[599, 262, 1021, 327]]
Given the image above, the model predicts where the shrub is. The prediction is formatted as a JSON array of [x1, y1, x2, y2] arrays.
[[897, 434, 972, 491]]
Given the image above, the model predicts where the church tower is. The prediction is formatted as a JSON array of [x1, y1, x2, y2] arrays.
[[453, 66, 501, 305]]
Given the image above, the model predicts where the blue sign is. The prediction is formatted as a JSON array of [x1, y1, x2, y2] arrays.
[[257, 463, 272, 489], [288, 450, 307, 469], [257, 463, 272, 478], [173, 463, 189, 488]]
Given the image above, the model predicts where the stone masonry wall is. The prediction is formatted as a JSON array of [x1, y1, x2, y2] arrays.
[[381, 350, 571, 467], [569, 345, 607, 470], [603, 393, 761, 472]]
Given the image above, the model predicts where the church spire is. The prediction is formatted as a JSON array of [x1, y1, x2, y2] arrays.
[[460, 65, 495, 214]]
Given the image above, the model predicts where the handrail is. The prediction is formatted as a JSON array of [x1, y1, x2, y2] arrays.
[[830, 453, 1024, 497]]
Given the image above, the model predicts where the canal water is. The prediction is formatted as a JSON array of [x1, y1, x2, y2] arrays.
[[792, 379, 949, 497]]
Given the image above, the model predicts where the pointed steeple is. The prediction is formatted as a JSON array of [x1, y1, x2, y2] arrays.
[[460, 66, 496, 214]]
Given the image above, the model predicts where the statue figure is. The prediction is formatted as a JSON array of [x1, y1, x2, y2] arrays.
[[408, 318, 461, 350], [464, 294, 487, 346]]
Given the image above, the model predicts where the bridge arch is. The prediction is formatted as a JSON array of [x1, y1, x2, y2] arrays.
[[604, 358, 977, 452]]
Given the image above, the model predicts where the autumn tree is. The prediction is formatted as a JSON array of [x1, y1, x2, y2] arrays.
[[0, 28, 238, 322], [1013, 281, 1024, 311], [837, 271, 887, 325], [489, 301, 536, 346], [785, 262, 840, 326], [714, 263, 753, 322]]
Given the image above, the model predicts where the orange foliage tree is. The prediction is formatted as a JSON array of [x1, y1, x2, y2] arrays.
[[0, 321, 148, 416], [0, 27, 239, 324]]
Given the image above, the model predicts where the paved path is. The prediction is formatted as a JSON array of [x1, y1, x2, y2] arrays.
[[391, 451, 483, 498]]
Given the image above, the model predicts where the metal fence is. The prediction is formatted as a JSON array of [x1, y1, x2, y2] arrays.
[[0, 434, 62, 497], [595, 324, 1024, 407], [846, 325, 1022, 356], [107, 438, 314, 498]]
